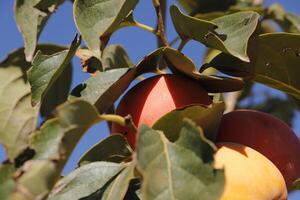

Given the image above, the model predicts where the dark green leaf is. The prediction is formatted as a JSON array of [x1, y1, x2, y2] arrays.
[[137, 123, 224, 200], [28, 36, 80, 106], [40, 62, 72, 118], [48, 162, 124, 200], [101, 44, 133, 70], [79, 134, 132, 165], [73, 0, 139, 57], [163, 47, 244, 92], [175, 119, 217, 163], [14, 0, 65, 61], [208, 33, 300, 99], [170, 6, 259, 61], [153, 103, 224, 142]]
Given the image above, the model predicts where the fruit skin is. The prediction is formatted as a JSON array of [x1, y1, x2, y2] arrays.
[[214, 143, 287, 200], [111, 74, 212, 148], [216, 109, 300, 188]]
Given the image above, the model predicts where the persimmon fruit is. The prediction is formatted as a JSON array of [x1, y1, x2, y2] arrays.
[[214, 143, 287, 200], [111, 74, 212, 148], [216, 109, 300, 188]]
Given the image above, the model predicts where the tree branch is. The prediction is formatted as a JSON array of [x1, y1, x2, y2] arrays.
[[153, 0, 169, 47]]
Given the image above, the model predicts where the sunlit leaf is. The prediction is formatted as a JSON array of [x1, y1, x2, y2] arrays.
[[70, 53, 158, 113], [76, 44, 133, 75], [0, 48, 38, 160], [137, 121, 224, 200], [101, 163, 135, 200], [163, 47, 244, 92], [48, 162, 125, 200], [153, 103, 224, 142], [9, 160, 56, 199], [286, 13, 300, 32], [208, 33, 300, 99], [30, 99, 107, 181], [170, 5, 259, 61], [177, 0, 236, 14], [14, 0, 65, 61], [73, 0, 139, 57], [28, 36, 80, 106]]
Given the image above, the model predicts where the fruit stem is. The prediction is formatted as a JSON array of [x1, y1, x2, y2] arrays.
[[99, 114, 137, 132], [99, 114, 127, 126], [134, 22, 157, 35]]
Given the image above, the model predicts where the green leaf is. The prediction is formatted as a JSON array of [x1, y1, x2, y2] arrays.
[[30, 119, 64, 161], [137, 123, 224, 200], [208, 33, 300, 99], [177, 0, 236, 14], [70, 54, 158, 113], [170, 5, 259, 61], [34, 0, 65, 12], [101, 163, 135, 200], [73, 0, 139, 57], [76, 44, 133, 74], [30, 99, 105, 179], [79, 134, 132, 165], [14, 0, 65, 61], [153, 103, 225, 142], [101, 44, 133, 70], [71, 68, 134, 113], [0, 164, 15, 200], [135, 48, 165, 69], [0, 48, 38, 160], [163, 47, 244, 92], [286, 13, 300, 32], [48, 162, 125, 200], [245, 97, 295, 127], [40, 61, 72, 118], [292, 179, 300, 190], [211, 11, 259, 61], [124, 179, 141, 200], [175, 119, 216, 163], [28, 36, 81, 106], [37, 44, 74, 118], [10, 160, 57, 199]]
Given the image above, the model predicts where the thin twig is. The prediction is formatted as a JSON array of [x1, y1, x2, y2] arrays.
[[177, 40, 188, 51], [153, 0, 169, 47]]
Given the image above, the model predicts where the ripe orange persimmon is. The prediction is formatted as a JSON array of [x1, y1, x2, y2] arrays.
[[111, 74, 212, 148], [214, 143, 287, 200], [216, 109, 300, 188]]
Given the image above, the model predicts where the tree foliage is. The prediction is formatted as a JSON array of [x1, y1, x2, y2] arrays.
[[0, 0, 300, 199]]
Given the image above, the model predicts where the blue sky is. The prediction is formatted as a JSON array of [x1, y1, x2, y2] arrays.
[[0, 0, 299, 198]]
